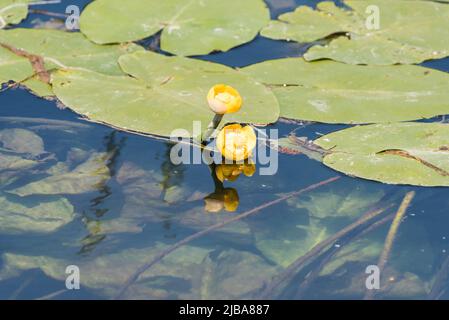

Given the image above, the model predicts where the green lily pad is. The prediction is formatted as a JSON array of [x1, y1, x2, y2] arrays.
[[0, 44, 30, 85], [261, 0, 449, 65], [315, 122, 449, 186], [0, 28, 143, 96], [243, 57, 449, 124], [0, 0, 30, 29], [51, 51, 279, 137], [8, 150, 110, 196], [0, 193, 74, 234], [79, 0, 270, 56]]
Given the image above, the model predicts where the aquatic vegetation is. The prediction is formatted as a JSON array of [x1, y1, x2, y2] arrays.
[[243, 57, 449, 124], [79, 0, 270, 56], [314, 122, 449, 186], [0, 0, 30, 29], [261, 0, 449, 65], [51, 51, 279, 137], [207, 84, 242, 115], [216, 124, 257, 161], [1, 0, 449, 301]]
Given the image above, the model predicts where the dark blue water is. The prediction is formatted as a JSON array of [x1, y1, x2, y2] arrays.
[[1, 0, 449, 300]]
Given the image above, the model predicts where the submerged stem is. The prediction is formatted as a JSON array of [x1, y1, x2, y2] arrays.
[[259, 203, 395, 299], [364, 191, 415, 300], [114, 176, 340, 299]]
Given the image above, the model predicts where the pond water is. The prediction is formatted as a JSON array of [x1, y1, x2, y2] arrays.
[[1, 0, 449, 300]]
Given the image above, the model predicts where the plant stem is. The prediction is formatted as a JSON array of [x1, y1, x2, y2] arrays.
[[295, 212, 396, 299], [364, 191, 415, 300], [201, 114, 223, 145], [114, 176, 340, 299], [259, 203, 395, 299]]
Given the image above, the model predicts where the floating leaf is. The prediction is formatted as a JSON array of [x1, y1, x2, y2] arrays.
[[0, 0, 30, 29], [0, 44, 30, 85], [243, 58, 449, 123], [0, 28, 143, 96], [8, 150, 110, 196], [0, 193, 74, 234], [80, 0, 270, 56], [51, 51, 279, 137], [315, 122, 449, 186], [261, 0, 449, 65]]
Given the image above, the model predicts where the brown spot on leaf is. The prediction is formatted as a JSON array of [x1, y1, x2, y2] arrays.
[[0, 43, 50, 84], [377, 149, 449, 177]]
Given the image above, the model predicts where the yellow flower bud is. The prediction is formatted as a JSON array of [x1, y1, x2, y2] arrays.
[[216, 124, 257, 162], [215, 163, 256, 182], [207, 84, 242, 114]]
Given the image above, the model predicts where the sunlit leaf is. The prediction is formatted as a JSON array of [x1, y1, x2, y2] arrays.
[[261, 0, 449, 65], [315, 122, 449, 186], [80, 0, 270, 56], [0, 0, 30, 29], [51, 51, 279, 137], [0, 28, 143, 96], [243, 58, 449, 123]]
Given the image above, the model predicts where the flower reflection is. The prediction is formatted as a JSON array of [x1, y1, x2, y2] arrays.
[[204, 162, 257, 213], [215, 162, 256, 182], [204, 187, 240, 213]]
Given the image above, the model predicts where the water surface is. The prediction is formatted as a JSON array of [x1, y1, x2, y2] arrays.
[[1, 0, 449, 300]]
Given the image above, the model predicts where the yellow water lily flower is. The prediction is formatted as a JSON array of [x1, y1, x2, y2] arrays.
[[207, 84, 242, 114], [216, 124, 257, 161], [215, 163, 256, 182], [204, 188, 240, 213]]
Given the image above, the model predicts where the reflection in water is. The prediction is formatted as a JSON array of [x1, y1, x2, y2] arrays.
[[203, 163, 255, 213], [90, 131, 127, 213], [79, 131, 126, 255], [160, 143, 186, 202], [1, 0, 449, 300], [215, 162, 256, 182]]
